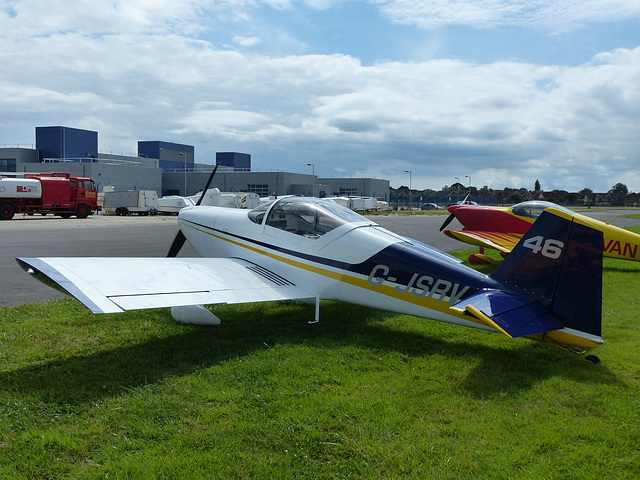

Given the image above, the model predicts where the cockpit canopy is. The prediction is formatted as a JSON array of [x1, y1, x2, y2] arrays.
[[510, 201, 572, 219], [248, 197, 372, 239]]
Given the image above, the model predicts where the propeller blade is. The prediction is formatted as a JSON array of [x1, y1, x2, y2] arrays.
[[167, 230, 187, 258], [439, 212, 456, 232], [460, 192, 470, 205], [167, 164, 218, 257], [195, 164, 219, 206]]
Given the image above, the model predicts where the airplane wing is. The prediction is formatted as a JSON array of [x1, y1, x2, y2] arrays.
[[16, 257, 315, 314], [443, 230, 522, 253]]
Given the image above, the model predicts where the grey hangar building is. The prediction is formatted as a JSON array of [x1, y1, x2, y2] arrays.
[[1, 126, 390, 201]]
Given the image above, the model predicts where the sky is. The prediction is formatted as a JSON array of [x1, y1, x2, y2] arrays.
[[1, 0, 639, 193]]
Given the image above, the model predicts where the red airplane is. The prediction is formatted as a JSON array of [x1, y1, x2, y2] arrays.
[[440, 200, 640, 265]]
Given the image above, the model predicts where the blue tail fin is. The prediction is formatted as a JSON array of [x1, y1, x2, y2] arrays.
[[490, 208, 603, 339]]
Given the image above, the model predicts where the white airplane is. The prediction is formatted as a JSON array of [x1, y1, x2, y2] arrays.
[[16, 171, 605, 363]]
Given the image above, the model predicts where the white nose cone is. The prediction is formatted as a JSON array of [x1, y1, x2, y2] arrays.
[[171, 305, 221, 325]]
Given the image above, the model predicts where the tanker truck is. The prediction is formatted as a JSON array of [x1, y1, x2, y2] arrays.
[[0, 173, 99, 220]]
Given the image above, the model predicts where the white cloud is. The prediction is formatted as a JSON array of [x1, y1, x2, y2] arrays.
[[257, 0, 342, 9], [1, 0, 639, 192], [233, 35, 263, 47], [374, 0, 640, 32], [0, 0, 208, 36]]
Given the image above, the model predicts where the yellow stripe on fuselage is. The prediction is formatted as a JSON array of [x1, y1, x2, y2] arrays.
[[184, 221, 602, 349], [184, 222, 463, 317]]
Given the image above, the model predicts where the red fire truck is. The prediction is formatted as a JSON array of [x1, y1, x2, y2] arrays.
[[0, 173, 100, 220]]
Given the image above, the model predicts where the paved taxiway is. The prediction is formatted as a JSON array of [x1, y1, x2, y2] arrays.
[[2, 209, 639, 308]]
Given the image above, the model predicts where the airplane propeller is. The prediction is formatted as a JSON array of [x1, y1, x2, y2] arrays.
[[438, 192, 470, 232], [167, 164, 218, 257], [439, 211, 456, 232]]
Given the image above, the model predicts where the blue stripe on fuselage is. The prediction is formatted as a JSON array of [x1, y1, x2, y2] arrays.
[[184, 219, 502, 304], [350, 241, 499, 302]]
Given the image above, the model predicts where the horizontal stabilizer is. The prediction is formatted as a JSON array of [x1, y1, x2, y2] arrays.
[[455, 289, 564, 338]]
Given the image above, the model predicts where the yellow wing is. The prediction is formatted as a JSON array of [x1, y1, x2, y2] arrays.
[[572, 212, 640, 262], [443, 230, 522, 253]]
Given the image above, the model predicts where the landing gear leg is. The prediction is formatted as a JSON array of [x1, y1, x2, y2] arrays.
[[541, 334, 601, 363], [308, 296, 320, 325], [561, 345, 601, 364]]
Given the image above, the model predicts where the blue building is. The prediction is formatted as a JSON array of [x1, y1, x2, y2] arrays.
[[138, 141, 194, 171], [216, 152, 251, 171], [1, 125, 389, 199], [36, 126, 98, 161]]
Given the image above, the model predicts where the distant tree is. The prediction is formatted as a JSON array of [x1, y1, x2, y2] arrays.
[[506, 192, 523, 204], [579, 187, 594, 205], [609, 183, 628, 195], [534, 179, 541, 191], [609, 183, 628, 206]]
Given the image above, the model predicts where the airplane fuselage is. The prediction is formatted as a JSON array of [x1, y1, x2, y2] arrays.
[[178, 204, 504, 332]]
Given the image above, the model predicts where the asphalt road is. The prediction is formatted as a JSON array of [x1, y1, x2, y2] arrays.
[[2, 215, 195, 308], [2, 209, 638, 308]]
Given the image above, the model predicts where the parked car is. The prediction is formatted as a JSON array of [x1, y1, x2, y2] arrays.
[[420, 203, 440, 210], [447, 200, 478, 207]]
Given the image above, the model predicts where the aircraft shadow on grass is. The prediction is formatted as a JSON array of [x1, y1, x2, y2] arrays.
[[0, 301, 621, 409]]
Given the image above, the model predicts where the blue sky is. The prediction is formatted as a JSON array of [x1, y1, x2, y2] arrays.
[[230, 2, 640, 66], [1, 0, 640, 192]]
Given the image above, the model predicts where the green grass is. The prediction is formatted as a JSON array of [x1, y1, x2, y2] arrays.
[[1, 250, 639, 479]]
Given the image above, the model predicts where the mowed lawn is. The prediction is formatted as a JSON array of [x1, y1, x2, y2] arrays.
[[1, 242, 639, 479]]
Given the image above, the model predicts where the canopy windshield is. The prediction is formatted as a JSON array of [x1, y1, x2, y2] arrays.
[[250, 197, 372, 239], [510, 201, 573, 219]]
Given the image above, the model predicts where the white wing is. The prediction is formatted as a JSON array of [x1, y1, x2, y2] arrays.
[[17, 257, 315, 314]]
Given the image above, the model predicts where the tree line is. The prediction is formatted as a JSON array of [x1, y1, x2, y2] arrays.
[[391, 181, 635, 207]]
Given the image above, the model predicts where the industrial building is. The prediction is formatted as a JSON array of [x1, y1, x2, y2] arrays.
[[1, 126, 389, 200]]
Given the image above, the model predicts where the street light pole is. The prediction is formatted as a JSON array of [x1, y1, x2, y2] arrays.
[[179, 152, 187, 196], [307, 163, 315, 196]]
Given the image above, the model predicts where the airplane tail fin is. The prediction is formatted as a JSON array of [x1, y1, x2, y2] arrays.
[[488, 208, 603, 343]]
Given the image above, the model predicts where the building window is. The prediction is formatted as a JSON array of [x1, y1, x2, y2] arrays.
[[0, 159, 17, 172], [248, 184, 270, 197], [339, 187, 358, 196]]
